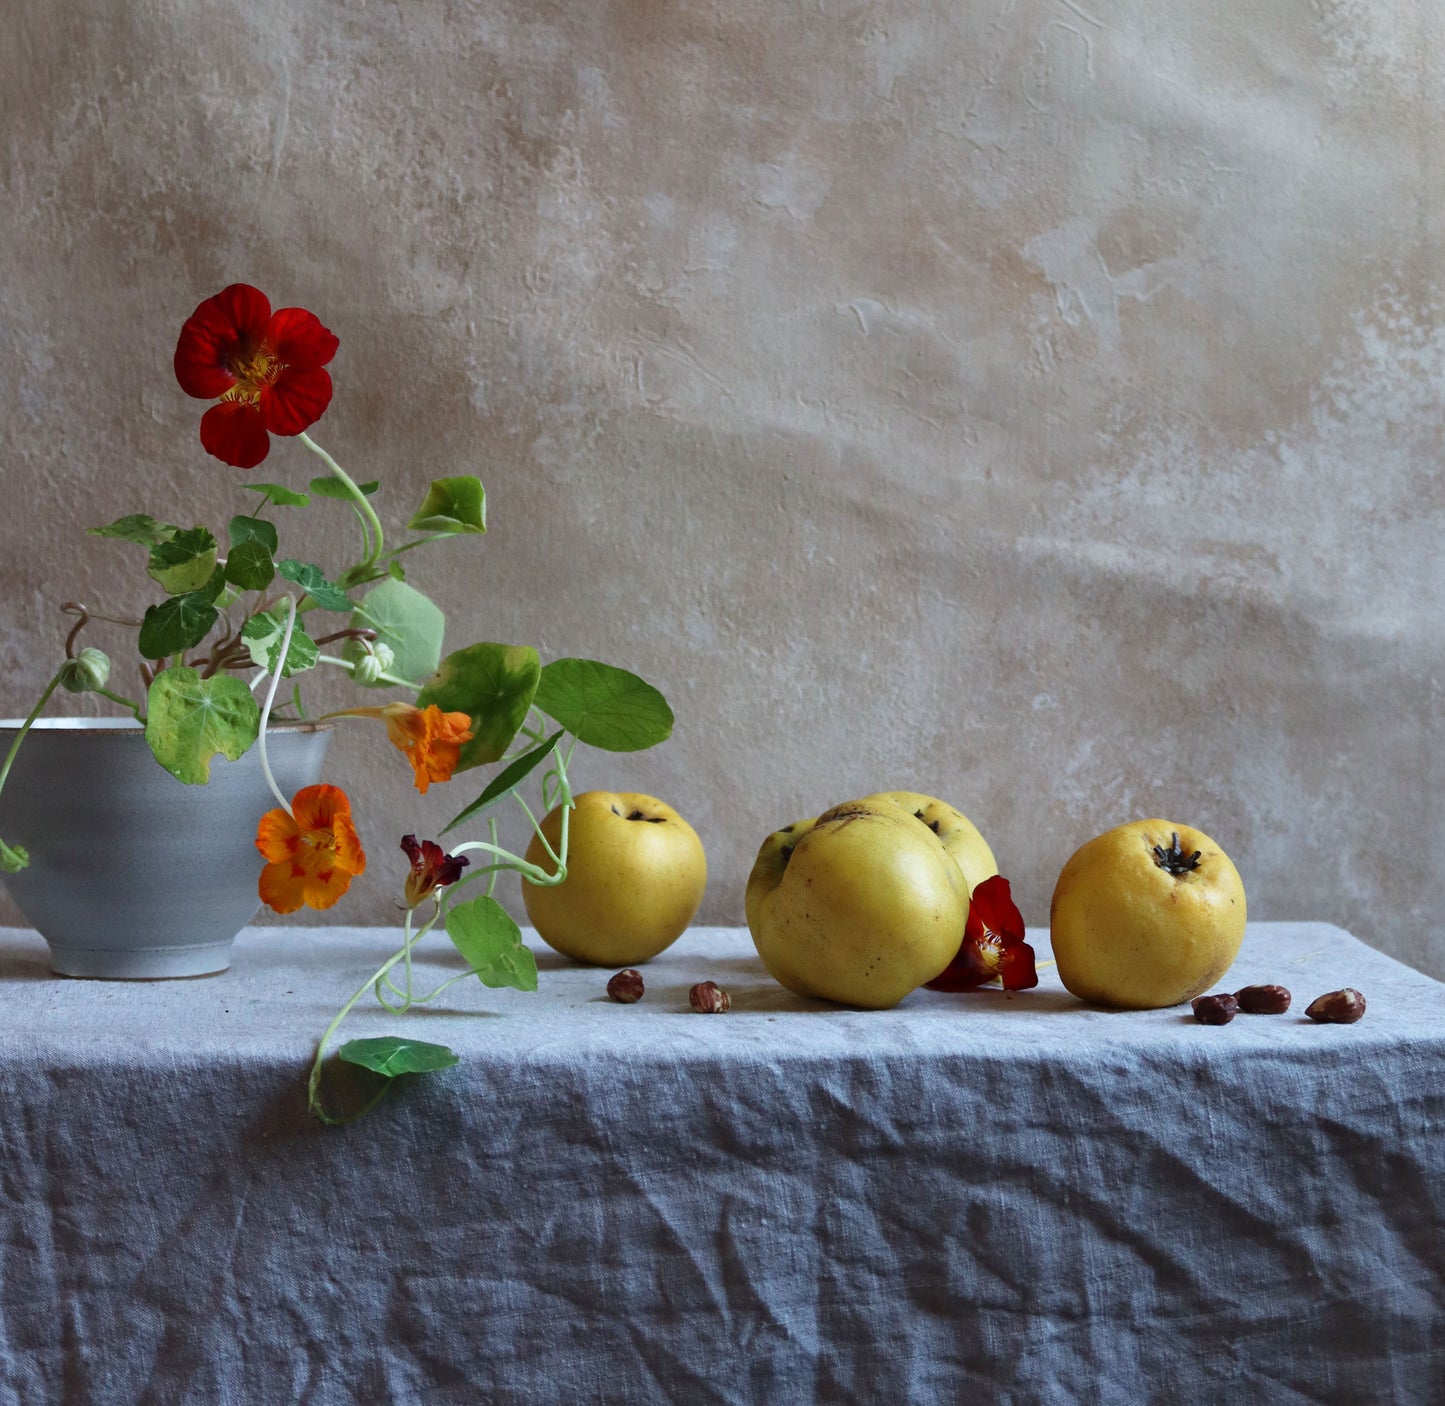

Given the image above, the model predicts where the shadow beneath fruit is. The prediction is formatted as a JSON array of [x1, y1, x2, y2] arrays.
[[915, 986, 1083, 1014]]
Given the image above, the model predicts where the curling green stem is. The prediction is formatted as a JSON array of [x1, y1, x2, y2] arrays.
[[95, 687, 145, 722], [308, 911, 431, 1125], [298, 431, 385, 570], [0, 667, 66, 867], [255, 595, 299, 815]]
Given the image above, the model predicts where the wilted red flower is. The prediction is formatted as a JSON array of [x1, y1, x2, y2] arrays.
[[926, 874, 1038, 992], [401, 834, 469, 908], [174, 283, 339, 469]]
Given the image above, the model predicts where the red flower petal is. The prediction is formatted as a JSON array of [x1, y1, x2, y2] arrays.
[[174, 284, 272, 398], [926, 874, 1037, 993], [260, 365, 333, 436], [999, 940, 1039, 991], [200, 401, 271, 469], [970, 875, 1025, 946], [266, 306, 339, 369]]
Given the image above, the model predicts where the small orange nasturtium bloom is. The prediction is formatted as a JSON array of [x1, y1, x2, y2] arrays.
[[333, 702, 474, 794], [255, 784, 367, 914]]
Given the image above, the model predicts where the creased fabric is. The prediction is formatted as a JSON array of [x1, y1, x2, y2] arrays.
[[0, 921, 1441, 1404]]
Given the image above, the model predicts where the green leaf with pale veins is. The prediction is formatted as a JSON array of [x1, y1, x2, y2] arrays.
[[243, 482, 311, 508], [338, 1036, 460, 1077], [352, 579, 445, 684], [407, 476, 487, 534], [241, 610, 319, 677], [88, 514, 178, 548], [416, 643, 539, 768], [226, 517, 273, 591], [144, 668, 260, 784], [533, 658, 674, 752], [228, 515, 279, 554], [440, 730, 563, 836], [445, 897, 538, 991], [137, 586, 221, 658], [277, 560, 352, 613], [147, 527, 218, 595], [310, 476, 380, 499]]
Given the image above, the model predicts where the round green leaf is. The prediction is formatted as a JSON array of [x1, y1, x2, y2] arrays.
[[243, 482, 311, 508], [533, 658, 674, 752], [277, 560, 352, 613], [225, 538, 276, 591], [148, 527, 219, 595], [338, 1036, 460, 1077], [352, 579, 445, 684], [416, 643, 539, 768], [445, 897, 538, 991], [137, 590, 219, 659], [88, 514, 178, 548], [408, 476, 487, 534], [144, 668, 260, 784], [242, 610, 319, 678]]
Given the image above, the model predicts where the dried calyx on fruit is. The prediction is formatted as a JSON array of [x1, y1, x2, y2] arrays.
[[1305, 988, 1366, 1024]]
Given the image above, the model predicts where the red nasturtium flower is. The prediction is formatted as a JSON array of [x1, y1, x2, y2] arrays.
[[401, 835, 469, 908], [255, 784, 367, 914], [926, 874, 1038, 992], [333, 702, 475, 795], [174, 283, 339, 469]]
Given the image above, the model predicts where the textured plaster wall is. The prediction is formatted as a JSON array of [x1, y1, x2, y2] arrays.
[[2, 2, 1443, 975]]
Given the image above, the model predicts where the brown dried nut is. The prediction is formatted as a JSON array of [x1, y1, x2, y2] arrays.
[[1305, 988, 1366, 1024], [606, 969, 645, 1004], [1191, 993, 1239, 1025], [1235, 983, 1292, 1015], [688, 980, 731, 1013]]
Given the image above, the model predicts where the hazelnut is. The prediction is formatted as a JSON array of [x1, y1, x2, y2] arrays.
[[606, 969, 645, 1004], [688, 980, 731, 1013], [1305, 988, 1366, 1024], [1191, 992, 1238, 1025], [1234, 983, 1292, 1015]]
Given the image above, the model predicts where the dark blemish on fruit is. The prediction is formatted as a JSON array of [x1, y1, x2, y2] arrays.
[[913, 809, 943, 836]]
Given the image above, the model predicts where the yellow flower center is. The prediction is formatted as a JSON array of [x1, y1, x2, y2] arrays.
[[224, 344, 282, 405]]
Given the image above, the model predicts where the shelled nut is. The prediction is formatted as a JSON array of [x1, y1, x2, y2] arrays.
[[689, 980, 731, 1013], [1305, 988, 1366, 1024], [1235, 983, 1292, 1015], [1191, 992, 1239, 1025], [606, 969, 645, 1004]]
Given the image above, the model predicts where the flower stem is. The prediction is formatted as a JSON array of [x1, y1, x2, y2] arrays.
[[317, 653, 418, 691], [94, 687, 145, 722], [256, 596, 299, 816], [298, 431, 385, 570], [308, 912, 430, 1125], [0, 667, 66, 868]]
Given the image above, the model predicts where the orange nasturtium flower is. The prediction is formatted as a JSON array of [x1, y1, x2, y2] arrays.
[[174, 282, 339, 469], [332, 702, 475, 795], [256, 785, 367, 914]]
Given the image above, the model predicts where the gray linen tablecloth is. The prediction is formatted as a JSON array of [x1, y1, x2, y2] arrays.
[[0, 920, 1441, 1404]]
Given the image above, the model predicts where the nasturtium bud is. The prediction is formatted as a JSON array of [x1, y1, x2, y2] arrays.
[[58, 648, 112, 694], [344, 639, 394, 687]]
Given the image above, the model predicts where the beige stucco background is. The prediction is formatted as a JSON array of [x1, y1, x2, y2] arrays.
[[2, 2, 1442, 975]]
